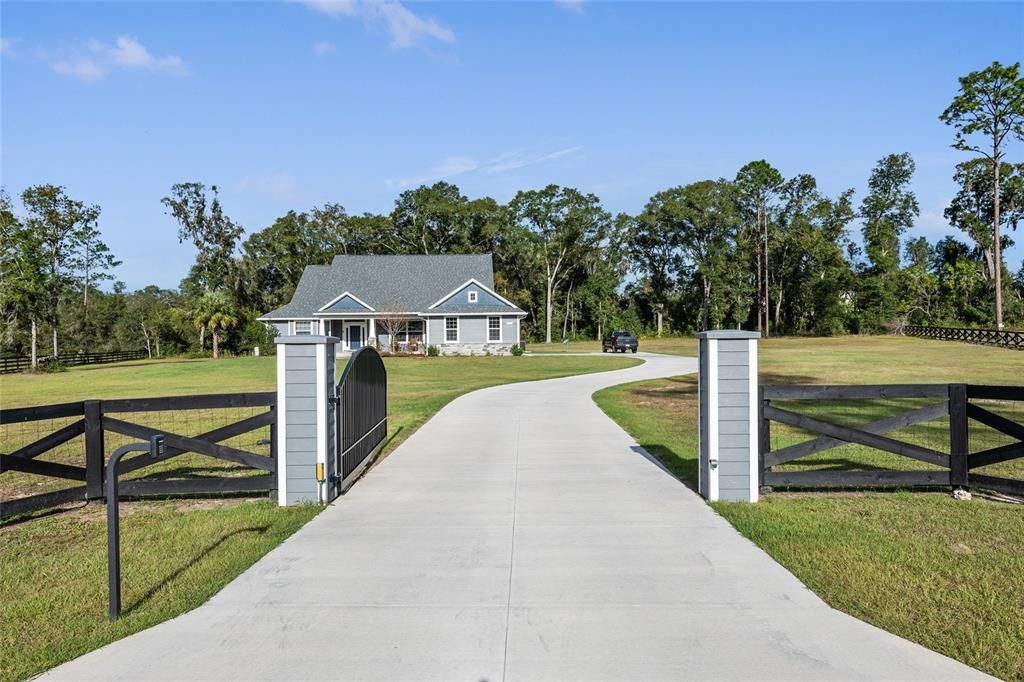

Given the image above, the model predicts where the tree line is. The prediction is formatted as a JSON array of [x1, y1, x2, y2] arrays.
[[2, 62, 1022, 365]]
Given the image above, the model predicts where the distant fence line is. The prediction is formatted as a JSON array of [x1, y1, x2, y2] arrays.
[[903, 325, 1024, 351], [0, 349, 148, 374]]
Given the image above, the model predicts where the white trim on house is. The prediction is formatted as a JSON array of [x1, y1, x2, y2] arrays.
[[487, 316, 501, 342], [317, 291, 376, 313], [444, 317, 459, 344], [427, 278, 521, 310], [342, 321, 367, 351], [313, 309, 524, 317], [420, 312, 528, 318]]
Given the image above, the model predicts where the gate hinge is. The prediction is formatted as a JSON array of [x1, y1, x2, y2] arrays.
[[328, 395, 340, 405]]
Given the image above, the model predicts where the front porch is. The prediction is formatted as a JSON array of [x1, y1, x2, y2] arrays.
[[323, 318, 426, 354], [324, 319, 371, 353]]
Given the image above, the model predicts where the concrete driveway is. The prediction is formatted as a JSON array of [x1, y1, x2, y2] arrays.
[[40, 352, 989, 681]]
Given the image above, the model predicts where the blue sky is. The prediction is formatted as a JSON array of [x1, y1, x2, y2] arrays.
[[2, 1, 1023, 290]]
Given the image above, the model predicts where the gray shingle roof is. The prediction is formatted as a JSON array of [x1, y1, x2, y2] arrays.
[[260, 254, 524, 318]]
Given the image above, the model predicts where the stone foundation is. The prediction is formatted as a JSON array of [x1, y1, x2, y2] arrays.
[[439, 343, 515, 357]]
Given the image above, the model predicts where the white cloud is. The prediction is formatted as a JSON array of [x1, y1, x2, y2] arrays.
[[53, 56, 105, 82], [301, 0, 359, 16], [390, 146, 583, 188], [50, 35, 187, 81], [374, 2, 454, 48], [237, 174, 304, 201], [483, 146, 583, 173], [555, 0, 585, 14], [0, 37, 16, 55], [300, 0, 454, 49], [916, 209, 953, 235], [393, 156, 478, 188], [313, 41, 337, 56], [433, 156, 479, 176]]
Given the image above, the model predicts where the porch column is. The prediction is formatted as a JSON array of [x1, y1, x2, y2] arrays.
[[697, 330, 760, 503], [275, 335, 340, 506]]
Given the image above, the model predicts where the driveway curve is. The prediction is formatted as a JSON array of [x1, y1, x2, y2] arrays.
[[41, 352, 988, 681]]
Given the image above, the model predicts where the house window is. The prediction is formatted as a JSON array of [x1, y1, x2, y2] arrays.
[[468, 291, 478, 303], [445, 317, 458, 342], [294, 320, 312, 335], [488, 316, 501, 342], [396, 320, 425, 343]]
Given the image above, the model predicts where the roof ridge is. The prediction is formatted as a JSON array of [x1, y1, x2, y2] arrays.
[[330, 253, 492, 258]]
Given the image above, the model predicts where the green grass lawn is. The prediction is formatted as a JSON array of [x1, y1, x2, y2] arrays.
[[0, 500, 319, 682], [594, 336, 1024, 681], [0, 352, 639, 682], [1, 354, 641, 499]]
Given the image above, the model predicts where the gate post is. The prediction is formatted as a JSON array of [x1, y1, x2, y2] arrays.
[[697, 330, 760, 502], [948, 383, 969, 490], [275, 335, 340, 506]]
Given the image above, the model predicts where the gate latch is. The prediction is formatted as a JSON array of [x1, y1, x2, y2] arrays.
[[328, 395, 340, 405]]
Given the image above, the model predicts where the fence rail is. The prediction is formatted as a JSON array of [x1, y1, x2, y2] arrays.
[[759, 383, 1024, 496], [903, 325, 1024, 351], [1, 391, 276, 519], [1, 349, 149, 374]]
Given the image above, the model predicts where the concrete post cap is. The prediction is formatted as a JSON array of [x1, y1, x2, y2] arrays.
[[696, 330, 761, 340], [274, 335, 341, 345]]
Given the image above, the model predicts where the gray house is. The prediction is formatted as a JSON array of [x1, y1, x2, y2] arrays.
[[259, 254, 526, 355]]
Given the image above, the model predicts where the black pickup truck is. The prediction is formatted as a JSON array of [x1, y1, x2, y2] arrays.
[[602, 330, 638, 353]]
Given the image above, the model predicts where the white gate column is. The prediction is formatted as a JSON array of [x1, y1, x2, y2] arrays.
[[275, 335, 339, 506], [698, 330, 760, 502]]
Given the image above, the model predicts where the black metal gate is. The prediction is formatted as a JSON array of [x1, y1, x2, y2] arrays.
[[335, 346, 388, 490]]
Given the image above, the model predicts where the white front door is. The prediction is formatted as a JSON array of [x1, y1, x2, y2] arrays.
[[344, 322, 364, 351]]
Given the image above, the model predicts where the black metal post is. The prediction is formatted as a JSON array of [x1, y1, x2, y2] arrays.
[[106, 435, 166, 621]]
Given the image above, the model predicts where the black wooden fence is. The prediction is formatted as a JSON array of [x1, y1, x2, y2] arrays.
[[1, 392, 276, 519], [336, 346, 387, 490], [903, 325, 1024, 351], [1, 349, 149, 374], [760, 383, 1024, 496]]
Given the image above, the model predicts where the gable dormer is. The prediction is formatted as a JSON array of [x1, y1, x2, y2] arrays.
[[318, 292, 375, 313], [428, 278, 518, 311]]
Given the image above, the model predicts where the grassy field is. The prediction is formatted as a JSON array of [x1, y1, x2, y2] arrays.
[[0, 354, 641, 499], [529, 336, 697, 355], [0, 352, 639, 682], [594, 336, 1024, 681]]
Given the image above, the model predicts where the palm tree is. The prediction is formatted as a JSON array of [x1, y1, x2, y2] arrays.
[[192, 291, 239, 359], [191, 306, 208, 352], [208, 308, 239, 359]]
